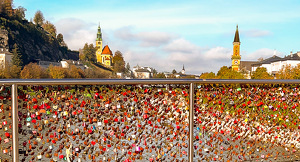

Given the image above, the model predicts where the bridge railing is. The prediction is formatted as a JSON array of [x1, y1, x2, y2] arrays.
[[1, 79, 300, 162]]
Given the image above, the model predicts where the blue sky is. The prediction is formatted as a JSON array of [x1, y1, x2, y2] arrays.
[[14, 0, 300, 74]]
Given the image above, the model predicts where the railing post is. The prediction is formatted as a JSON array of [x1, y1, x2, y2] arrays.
[[12, 84, 19, 162], [189, 83, 194, 162]]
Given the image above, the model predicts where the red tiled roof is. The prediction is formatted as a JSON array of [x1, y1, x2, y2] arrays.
[[102, 45, 113, 55]]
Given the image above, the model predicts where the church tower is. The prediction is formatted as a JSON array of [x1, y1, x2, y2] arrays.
[[96, 24, 103, 63], [231, 25, 241, 71]]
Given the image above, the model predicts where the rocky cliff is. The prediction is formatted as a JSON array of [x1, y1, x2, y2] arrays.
[[0, 16, 78, 65]]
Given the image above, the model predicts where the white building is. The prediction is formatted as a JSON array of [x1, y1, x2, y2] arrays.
[[132, 65, 154, 79], [0, 48, 12, 68], [251, 52, 300, 76]]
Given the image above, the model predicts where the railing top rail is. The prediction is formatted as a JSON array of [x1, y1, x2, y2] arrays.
[[0, 79, 300, 85]]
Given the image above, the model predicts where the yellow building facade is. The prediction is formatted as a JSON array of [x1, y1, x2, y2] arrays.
[[231, 25, 241, 71], [95, 25, 113, 67]]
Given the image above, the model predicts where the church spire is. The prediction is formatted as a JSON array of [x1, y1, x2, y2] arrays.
[[233, 25, 240, 43], [96, 24, 102, 41]]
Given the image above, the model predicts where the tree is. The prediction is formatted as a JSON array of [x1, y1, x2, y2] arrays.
[[33, 10, 44, 26], [199, 72, 216, 79], [153, 72, 166, 78], [276, 64, 300, 79], [84, 68, 112, 78], [276, 64, 293, 79], [216, 66, 244, 79], [0, 63, 21, 79], [65, 65, 84, 78], [172, 69, 177, 74], [14, 6, 26, 20], [20, 63, 48, 79], [113, 50, 125, 73], [48, 65, 66, 79], [251, 67, 273, 79], [42, 21, 56, 37], [125, 62, 131, 75], [82, 43, 96, 62], [57, 33, 67, 47], [11, 43, 22, 67]]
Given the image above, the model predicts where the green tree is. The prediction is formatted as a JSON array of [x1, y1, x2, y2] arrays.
[[42, 21, 56, 37], [20, 63, 48, 79], [125, 62, 131, 75], [251, 67, 273, 79], [33, 10, 44, 26], [57, 33, 67, 47], [48, 65, 66, 79], [11, 43, 22, 67], [172, 69, 177, 74], [82, 43, 96, 62], [14, 6, 26, 20], [113, 50, 125, 73], [153, 72, 166, 78], [216, 66, 244, 79], [199, 72, 216, 79]]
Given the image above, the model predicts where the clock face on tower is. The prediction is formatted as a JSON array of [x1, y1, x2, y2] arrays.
[[234, 60, 238, 64]]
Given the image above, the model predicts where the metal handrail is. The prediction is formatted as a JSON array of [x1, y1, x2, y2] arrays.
[[5, 79, 300, 162], [1, 79, 300, 85]]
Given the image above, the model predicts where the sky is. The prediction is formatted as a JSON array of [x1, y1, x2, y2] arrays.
[[13, 0, 300, 75]]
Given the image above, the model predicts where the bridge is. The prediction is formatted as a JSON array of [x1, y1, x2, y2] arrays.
[[1, 79, 300, 161]]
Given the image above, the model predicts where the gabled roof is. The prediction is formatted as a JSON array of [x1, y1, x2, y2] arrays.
[[282, 53, 300, 61], [102, 45, 113, 55], [252, 55, 283, 66], [240, 61, 258, 71], [135, 69, 150, 73]]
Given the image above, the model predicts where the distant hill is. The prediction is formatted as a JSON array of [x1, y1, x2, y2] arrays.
[[0, 15, 78, 66]]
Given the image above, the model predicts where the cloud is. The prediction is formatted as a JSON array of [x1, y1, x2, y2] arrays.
[[243, 48, 282, 61], [164, 38, 200, 53], [55, 18, 96, 50], [114, 27, 175, 47], [244, 29, 272, 38], [120, 37, 232, 75]]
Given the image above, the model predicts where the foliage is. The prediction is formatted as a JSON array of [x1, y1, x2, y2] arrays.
[[125, 62, 132, 77], [56, 33, 67, 47], [216, 66, 245, 79], [0, 0, 13, 16], [0, 63, 21, 78], [48, 64, 66, 79], [251, 67, 274, 79], [65, 65, 84, 78], [11, 43, 22, 67], [113, 50, 125, 73], [153, 72, 166, 78], [42, 20, 56, 38], [172, 69, 177, 74], [82, 43, 96, 62], [13, 6, 26, 20], [276, 64, 300, 79], [84, 68, 112, 78], [20, 63, 48, 79], [33, 10, 44, 26], [199, 72, 216, 79]]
